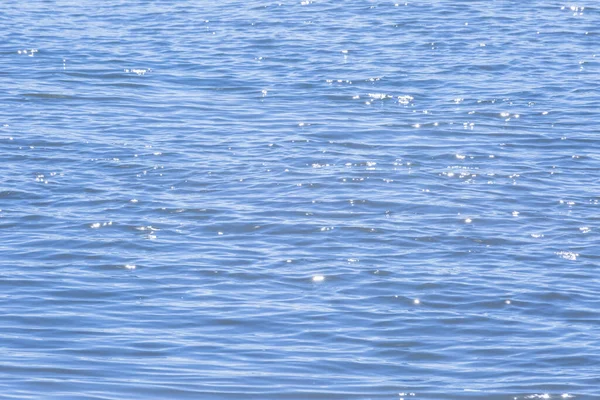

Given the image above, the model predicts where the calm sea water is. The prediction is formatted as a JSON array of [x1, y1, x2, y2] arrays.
[[1, 1, 599, 399]]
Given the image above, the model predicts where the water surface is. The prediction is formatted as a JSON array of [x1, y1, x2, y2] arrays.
[[1, 1, 599, 399]]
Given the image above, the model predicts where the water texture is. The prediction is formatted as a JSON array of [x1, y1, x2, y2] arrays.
[[1, 1, 599, 399]]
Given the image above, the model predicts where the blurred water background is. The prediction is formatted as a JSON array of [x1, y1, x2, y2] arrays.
[[1, 1, 599, 399]]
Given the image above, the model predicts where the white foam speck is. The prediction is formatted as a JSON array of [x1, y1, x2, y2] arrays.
[[413, 299, 420, 305], [312, 275, 325, 282], [556, 251, 579, 261], [131, 68, 151, 76], [465, 218, 472, 223], [124, 264, 136, 270], [368, 93, 391, 100], [397, 95, 414, 104], [90, 223, 101, 228]]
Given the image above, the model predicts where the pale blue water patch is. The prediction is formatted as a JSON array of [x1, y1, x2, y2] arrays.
[[1, 1, 599, 399]]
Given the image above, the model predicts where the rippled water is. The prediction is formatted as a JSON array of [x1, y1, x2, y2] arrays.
[[1, 1, 599, 399]]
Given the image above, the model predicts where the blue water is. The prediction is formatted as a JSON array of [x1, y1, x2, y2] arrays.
[[1, 1, 599, 399]]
